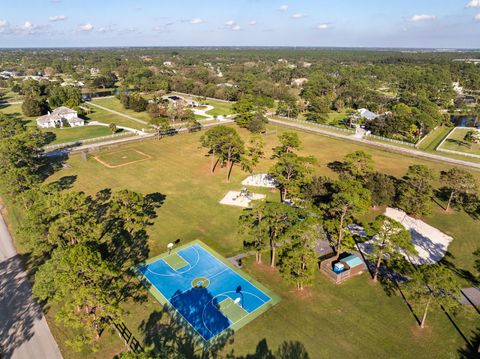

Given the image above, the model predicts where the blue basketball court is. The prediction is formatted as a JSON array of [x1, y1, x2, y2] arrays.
[[137, 241, 279, 342]]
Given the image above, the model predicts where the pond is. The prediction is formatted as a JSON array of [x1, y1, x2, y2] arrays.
[[450, 115, 478, 128]]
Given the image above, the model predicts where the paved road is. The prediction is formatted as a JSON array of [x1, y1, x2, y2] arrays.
[[0, 210, 63, 359], [268, 117, 480, 170], [88, 101, 148, 126]]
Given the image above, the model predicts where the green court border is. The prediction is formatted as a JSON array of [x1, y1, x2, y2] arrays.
[[134, 239, 280, 346]]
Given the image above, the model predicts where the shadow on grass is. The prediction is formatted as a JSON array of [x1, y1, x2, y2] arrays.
[[139, 300, 234, 358], [0, 253, 45, 359], [40, 152, 70, 181], [441, 252, 479, 287], [237, 338, 310, 359], [445, 138, 471, 148], [458, 326, 480, 359]]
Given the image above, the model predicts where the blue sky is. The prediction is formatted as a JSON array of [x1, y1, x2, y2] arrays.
[[0, 0, 479, 48]]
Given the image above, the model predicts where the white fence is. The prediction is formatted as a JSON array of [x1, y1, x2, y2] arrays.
[[436, 147, 480, 159], [169, 91, 234, 104], [44, 132, 135, 150], [274, 115, 356, 134], [364, 133, 416, 148], [414, 126, 438, 148], [435, 127, 480, 159]]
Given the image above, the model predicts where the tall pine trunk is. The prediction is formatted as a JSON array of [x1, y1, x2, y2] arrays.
[[336, 209, 347, 258], [227, 161, 234, 182], [226, 147, 232, 182], [373, 250, 383, 282], [210, 149, 216, 173], [420, 296, 432, 328], [446, 191, 455, 212], [271, 246, 276, 268]]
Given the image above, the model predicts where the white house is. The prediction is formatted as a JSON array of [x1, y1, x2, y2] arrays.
[[291, 78, 308, 87], [90, 67, 100, 76], [36, 107, 85, 128], [357, 108, 380, 121], [0, 70, 16, 79]]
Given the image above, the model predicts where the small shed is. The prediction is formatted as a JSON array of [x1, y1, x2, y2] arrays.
[[320, 253, 366, 284]]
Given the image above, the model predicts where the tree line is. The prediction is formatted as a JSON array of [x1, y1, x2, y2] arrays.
[[197, 129, 479, 329], [0, 111, 163, 351]]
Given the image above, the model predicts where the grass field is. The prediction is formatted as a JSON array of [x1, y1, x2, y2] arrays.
[[0, 89, 23, 102], [0, 103, 36, 125], [37, 122, 480, 358], [90, 97, 152, 123], [203, 99, 234, 117], [84, 104, 146, 130], [45, 126, 120, 145], [418, 126, 452, 151], [438, 128, 480, 156], [94, 149, 152, 168]]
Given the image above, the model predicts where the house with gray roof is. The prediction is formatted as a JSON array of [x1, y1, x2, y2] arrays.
[[357, 108, 380, 121], [36, 107, 85, 128]]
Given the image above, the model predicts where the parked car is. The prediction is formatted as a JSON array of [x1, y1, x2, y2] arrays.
[[189, 124, 203, 132], [160, 128, 178, 136]]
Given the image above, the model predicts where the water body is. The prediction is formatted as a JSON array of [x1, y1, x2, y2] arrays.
[[450, 115, 479, 128]]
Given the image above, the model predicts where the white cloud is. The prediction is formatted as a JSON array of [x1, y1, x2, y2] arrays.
[[49, 15, 67, 22], [317, 23, 330, 29], [409, 14, 436, 22], [291, 13, 306, 19], [475, 13, 480, 20], [466, 0, 480, 7], [78, 23, 94, 32], [19, 21, 38, 34], [249, 20, 257, 26], [190, 18, 204, 24], [225, 20, 241, 31], [0, 20, 10, 34], [98, 26, 114, 33], [0, 20, 50, 35], [279, 4, 289, 12]]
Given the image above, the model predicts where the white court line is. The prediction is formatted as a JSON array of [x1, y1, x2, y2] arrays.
[[201, 290, 270, 337], [146, 245, 201, 277], [162, 253, 189, 271], [207, 268, 230, 281], [169, 267, 229, 301]]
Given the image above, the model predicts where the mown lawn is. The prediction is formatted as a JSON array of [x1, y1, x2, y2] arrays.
[[0, 103, 36, 125], [44, 125, 121, 145], [0, 90, 23, 102], [37, 123, 480, 358], [418, 126, 452, 151], [84, 104, 147, 130], [204, 99, 234, 117], [439, 128, 480, 156], [91, 97, 152, 123]]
